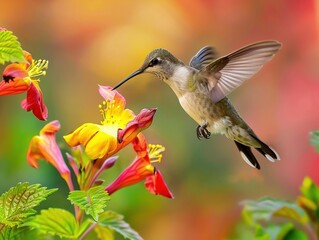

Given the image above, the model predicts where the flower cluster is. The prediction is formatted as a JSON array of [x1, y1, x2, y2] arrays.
[[27, 86, 173, 198], [0, 51, 48, 120], [1, 27, 173, 239]]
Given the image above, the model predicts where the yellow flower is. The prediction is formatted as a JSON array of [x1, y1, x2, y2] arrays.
[[64, 85, 156, 161]]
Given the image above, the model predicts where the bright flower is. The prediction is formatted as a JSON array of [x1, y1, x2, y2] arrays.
[[105, 133, 174, 198], [27, 120, 74, 191], [0, 51, 48, 120], [64, 85, 156, 161]]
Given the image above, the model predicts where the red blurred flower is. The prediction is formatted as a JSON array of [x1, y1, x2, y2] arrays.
[[64, 85, 156, 161], [27, 120, 74, 191], [106, 134, 173, 198], [0, 51, 48, 120]]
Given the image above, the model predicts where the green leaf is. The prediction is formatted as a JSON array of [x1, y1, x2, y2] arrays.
[[253, 222, 307, 240], [263, 222, 294, 240], [310, 131, 319, 152], [0, 226, 38, 240], [283, 228, 308, 240], [68, 186, 110, 221], [300, 177, 319, 204], [0, 182, 57, 228], [98, 211, 143, 240], [242, 198, 309, 225], [0, 30, 24, 64], [24, 208, 82, 239], [94, 225, 114, 240], [254, 225, 271, 240]]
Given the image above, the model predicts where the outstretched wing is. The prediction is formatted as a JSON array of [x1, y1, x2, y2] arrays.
[[201, 41, 282, 103], [189, 46, 217, 70]]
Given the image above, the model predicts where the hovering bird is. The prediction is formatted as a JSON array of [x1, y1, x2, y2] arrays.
[[113, 41, 282, 169]]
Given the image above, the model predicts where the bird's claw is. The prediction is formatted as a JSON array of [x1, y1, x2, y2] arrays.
[[196, 124, 211, 140]]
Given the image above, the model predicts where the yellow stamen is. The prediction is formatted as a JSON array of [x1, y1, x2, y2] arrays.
[[98, 99, 125, 137], [148, 144, 165, 163], [100, 99, 121, 125], [28, 59, 49, 79]]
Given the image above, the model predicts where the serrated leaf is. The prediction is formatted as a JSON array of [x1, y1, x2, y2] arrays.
[[300, 177, 319, 204], [242, 198, 309, 225], [24, 208, 82, 239], [0, 226, 37, 240], [68, 186, 110, 221], [0, 183, 57, 228], [0, 30, 24, 64], [98, 211, 143, 240], [94, 225, 114, 240]]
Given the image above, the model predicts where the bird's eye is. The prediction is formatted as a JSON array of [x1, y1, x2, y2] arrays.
[[149, 58, 161, 67]]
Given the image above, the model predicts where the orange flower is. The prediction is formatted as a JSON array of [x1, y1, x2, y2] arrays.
[[27, 120, 73, 191], [64, 85, 156, 161], [0, 51, 48, 120], [105, 134, 173, 198]]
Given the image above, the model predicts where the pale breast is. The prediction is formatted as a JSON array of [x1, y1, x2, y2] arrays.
[[179, 92, 209, 125]]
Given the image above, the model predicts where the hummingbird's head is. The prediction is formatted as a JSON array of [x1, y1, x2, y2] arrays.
[[113, 48, 183, 90]]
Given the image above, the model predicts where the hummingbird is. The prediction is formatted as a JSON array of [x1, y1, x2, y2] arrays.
[[113, 41, 282, 169]]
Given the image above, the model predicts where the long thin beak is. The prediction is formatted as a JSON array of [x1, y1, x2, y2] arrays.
[[112, 69, 143, 90]]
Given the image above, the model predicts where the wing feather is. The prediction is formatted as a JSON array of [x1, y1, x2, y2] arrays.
[[203, 41, 282, 103], [189, 46, 217, 70]]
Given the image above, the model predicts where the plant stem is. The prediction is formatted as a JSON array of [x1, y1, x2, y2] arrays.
[[75, 205, 84, 224], [79, 222, 97, 240], [304, 223, 317, 240]]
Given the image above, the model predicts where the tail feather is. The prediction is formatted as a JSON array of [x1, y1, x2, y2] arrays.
[[234, 136, 280, 169], [250, 135, 280, 162], [234, 141, 260, 169]]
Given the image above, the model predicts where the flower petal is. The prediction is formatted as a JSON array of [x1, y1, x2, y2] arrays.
[[40, 119, 60, 135], [132, 133, 148, 158], [118, 108, 157, 144], [3, 63, 28, 80], [105, 156, 154, 195], [0, 75, 29, 96], [64, 123, 121, 160], [27, 136, 45, 168], [64, 123, 99, 147], [21, 82, 48, 120], [27, 120, 73, 191], [145, 170, 174, 199], [85, 131, 112, 159], [98, 85, 126, 110]]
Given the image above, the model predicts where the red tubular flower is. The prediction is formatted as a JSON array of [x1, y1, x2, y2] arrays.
[[145, 170, 174, 198], [105, 134, 173, 198], [27, 120, 74, 191], [0, 51, 48, 120], [21, 81, 48, 120], [64, 85, 156, 161]]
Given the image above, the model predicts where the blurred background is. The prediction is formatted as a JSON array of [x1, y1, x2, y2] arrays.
[[0, 0, 319, 239]]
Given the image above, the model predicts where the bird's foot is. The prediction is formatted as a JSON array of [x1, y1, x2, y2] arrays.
[[196, 123, 211, 140]]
